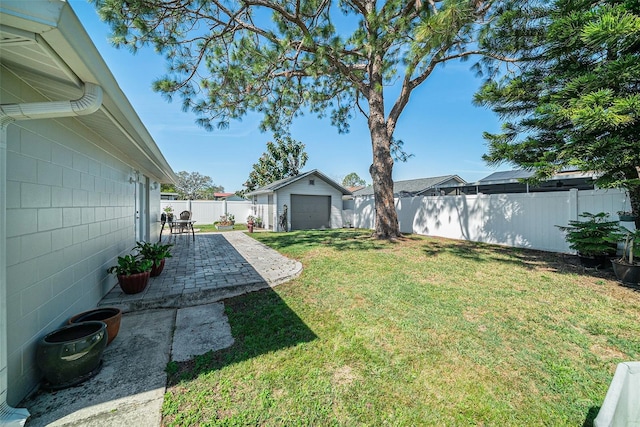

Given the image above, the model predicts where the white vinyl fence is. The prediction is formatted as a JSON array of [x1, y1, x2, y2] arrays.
[[353, 188, 635, 253], [161, 200, 253, 224]]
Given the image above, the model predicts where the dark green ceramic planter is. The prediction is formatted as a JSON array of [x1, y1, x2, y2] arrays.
[[612, 260, 640, 285], [36, 321, 107, 390]]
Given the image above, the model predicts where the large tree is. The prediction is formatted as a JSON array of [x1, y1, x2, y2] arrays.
[[175, 171, 223, 199], [342, 172, 367, 187], [93, 0, 512, 238], [244, 136, 309, 191], [475, 0, 640, 228]]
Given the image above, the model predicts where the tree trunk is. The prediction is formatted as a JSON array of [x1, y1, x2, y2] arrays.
[[368, 91, 400, 239]]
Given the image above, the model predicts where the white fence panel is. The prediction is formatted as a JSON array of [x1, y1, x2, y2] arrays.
[[161, 200, 189, 217], [227, 201, 253, 223], [354, 196, 375, 229], [160, 200, 252, 224], [354, 189, 631, 253], [190, 200, 225, 223]]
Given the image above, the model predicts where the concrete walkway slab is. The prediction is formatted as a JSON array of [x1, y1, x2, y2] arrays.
[[23, 309, 175, 427], [21, 231, 302, 426], [172, 302, 234, 362]]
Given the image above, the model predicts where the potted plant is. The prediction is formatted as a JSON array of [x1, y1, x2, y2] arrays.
[[134, 241, 173, 277], [617, 210, 637, 222], [163, 205, 174, 222], [215, 214, 235, 231], [557, 212, 622, 268], [612, 229, 640, 285], [254, 216, 263, 228], [107, 254, 153, 294]]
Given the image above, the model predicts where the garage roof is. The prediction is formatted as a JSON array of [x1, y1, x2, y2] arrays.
[[246, 169, 352, 196]]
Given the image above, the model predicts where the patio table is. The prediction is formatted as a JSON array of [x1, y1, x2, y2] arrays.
[[159, 219, 196, 242]]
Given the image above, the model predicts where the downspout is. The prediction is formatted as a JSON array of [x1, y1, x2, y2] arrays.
[[0, 82, 102, 426]]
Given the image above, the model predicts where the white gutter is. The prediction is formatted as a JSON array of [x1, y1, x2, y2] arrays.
[[0, 82, 102, 119], [0, 82, 103, 426]]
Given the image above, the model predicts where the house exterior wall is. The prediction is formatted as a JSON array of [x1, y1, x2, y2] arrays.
[[274, 177, 344, 231], [3, 71, 152, 404]]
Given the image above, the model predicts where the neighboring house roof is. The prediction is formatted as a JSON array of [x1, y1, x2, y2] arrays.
[[214, 192, 234, 198], [353, 175, 466, 197], [478, 170, 535, 183], [346, 185, 365, 193], [477, 169, 596, 185], [433, 169, 597, 194], [0, 0, 176, 184], [246, 169, 352, 196]]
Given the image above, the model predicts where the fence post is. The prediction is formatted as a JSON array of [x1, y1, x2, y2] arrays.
[[569, 188, 579, 221]]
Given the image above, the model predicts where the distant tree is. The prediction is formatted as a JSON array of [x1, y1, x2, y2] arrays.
[[160, 183, 175, 193], [198, 184, 226, 200], [92, 0, 516, 239], [244, 137, 309, 192], [175, 171, 223, 200], [475, 1, 640, 227], [342, 173, 367, 188]]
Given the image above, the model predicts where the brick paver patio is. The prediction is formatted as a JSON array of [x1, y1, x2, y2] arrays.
[[99, 232, 302, 312]]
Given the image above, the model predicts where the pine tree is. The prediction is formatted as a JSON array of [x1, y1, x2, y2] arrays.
[[476, 0, 640, 227], [92, 0, 516, 238], [244, 137, 309, 192]]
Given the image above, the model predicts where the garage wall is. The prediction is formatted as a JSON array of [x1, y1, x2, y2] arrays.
[[251, 194, 272, 230], [275, 175, 344, 230]]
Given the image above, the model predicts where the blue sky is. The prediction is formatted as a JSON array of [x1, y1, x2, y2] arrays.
[[70, 1, 507, 193]]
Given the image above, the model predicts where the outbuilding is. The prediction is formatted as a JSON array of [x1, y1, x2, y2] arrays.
[[246, 170, 351, 231]]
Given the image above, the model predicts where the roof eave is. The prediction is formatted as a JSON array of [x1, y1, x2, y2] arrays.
[[1, 0, 177, 184]]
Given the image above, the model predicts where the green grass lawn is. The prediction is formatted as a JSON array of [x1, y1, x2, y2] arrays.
[[194, 223, 248, 232], [162, 229, 640, 426]]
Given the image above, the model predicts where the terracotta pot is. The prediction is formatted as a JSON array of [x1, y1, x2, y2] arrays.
[[612, 260, 640, 285], [36, 321, 107, 390], [150, 259, 166, 277], [68, 307, 122, 345], [117, 270, 151, 294]]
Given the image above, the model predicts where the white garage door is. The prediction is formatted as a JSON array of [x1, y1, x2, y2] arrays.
[[290, 195, 331, 230]]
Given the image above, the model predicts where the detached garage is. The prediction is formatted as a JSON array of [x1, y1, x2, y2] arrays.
[[246, 170, 351, 231]]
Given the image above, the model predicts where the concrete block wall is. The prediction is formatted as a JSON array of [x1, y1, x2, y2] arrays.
[[4, 115, 137, 404]]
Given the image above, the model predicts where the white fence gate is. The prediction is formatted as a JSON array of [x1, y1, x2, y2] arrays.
[[353, 189, 634, 253]]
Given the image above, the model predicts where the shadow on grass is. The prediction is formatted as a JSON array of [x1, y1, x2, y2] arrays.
[[420, 237, 622, 281], [167, 287, 316, 385], [251, 228, 390, 252]]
